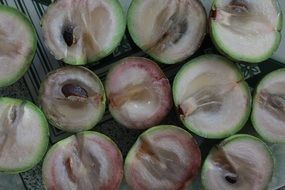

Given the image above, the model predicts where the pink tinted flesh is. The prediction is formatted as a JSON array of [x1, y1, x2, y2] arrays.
[[106, 57, 172, 128]]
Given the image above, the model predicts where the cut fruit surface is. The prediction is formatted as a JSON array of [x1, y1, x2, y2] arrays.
[[252, 69, 285, 143], [105, 57, 172, 129], [125, 125, 201, 190], [0, 97, 49, 173], [202, 134, 273, 190], [127, 0, 207, 64], [210, 0, 283, 63], [0, 5, 36, 87], [39, 66, 106, 132], [42, 132, 123, 190], [42, 0, 126, 65], [173, 54, 251, 138]]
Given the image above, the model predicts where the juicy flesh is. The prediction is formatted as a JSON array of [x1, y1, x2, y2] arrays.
[[0, 102, 45, 169], [205, 139, 273, 190], [212, 0, 281, 59], [43, 0, 115, 63], [125, 128, 201, 190], [254, 79, 285, 140], [0, 13, 33, 82], [40, 68, 104, 131], [44, 134, 122, 190], [174, 57, 249, 136], [131, 0, 206, 62]]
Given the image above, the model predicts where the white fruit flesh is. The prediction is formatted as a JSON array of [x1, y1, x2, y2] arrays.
[[202, 135, 273, 190], [0, 98, 48, 172], [39, 66, 105, 132], [42, 132, 123, 190], [42, 0, 125, 65], [128, 0, 207, 64], [173, 55, 251, 138], [106, 57, 172, 129], [125, 125, 201, 190], [211, 0, 282, 62], [252, 69, 285, 143], [0, 6, 36, 87]]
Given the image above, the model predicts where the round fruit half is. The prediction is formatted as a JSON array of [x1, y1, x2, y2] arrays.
[[173, 54, 251, 139], [125, 125, 201, 190], [42, 0, 126, 65], [127, 0, 207, 64], [202, 134, 273, 190], [252, 69, 285, 143], [0, 5, 37, 87], [42, 131, 123, 190], [0, 97, 49, 173], [105, 57, 172, 129], [39, 66, 106, 132], [210, 0, 283, 63]]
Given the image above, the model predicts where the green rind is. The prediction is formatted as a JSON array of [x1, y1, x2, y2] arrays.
[[0, 5, 37, 87], [251, 68, 285, 143], [127, 0, 206, 65], [42, 131, 123, 189], [173, 54, 251, 139], [201, 134, 274, 190], [210, 0, 283, 64], [0, 97, 49, 173], [48, 0, 126, 66], [38, 67, 106, 133]]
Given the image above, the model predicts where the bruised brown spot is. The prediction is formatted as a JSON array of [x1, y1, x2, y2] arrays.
[[211, 9, 218, 20], [62, 84, 88, 98]]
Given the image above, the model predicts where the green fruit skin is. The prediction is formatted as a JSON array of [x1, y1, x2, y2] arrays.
[[210, 0, 283, 63], [251, 68, 285, 143], [0, 97, 49, 173], [201, 134, 274, 190], [173, 54, 252, 139], [0, 5, 37, 88]]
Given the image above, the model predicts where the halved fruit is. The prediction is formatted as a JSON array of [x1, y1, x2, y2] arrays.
[[202, 134, 273, 190], [42, 0, 126, 65], [124, 125, 201, 190], [0, 97, 49, 173], [0, 5, 37, 87], [127, 0, 207, 64], [42, 131, 123, 190], [105, 57, 172, 129], [39, 66, 106, 132], [173, 54, 251, 139], [210, 0, 283, 63], [252, 69, 285, 143]]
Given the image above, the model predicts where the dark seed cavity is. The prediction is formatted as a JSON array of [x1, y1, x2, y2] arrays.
[[62, 24, 76, 47], [225, 174, 238, 184], [62, 84, 88, 98]]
